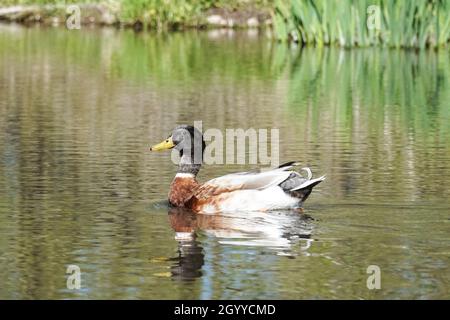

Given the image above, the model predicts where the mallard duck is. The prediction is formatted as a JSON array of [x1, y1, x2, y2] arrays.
[[150, 125, 325, 213]]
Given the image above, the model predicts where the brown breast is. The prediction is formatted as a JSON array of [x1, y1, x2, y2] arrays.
[[169, 177, 244, 212], [168, 177, 200, 207]]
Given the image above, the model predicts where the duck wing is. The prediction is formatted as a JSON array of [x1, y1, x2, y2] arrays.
[[192, 169, 292, 204], [202, 169, 292, 192], [199, 162, 324, 193]]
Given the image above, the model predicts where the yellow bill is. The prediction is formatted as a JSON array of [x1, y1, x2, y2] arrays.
[[150, 136, 175, 151]]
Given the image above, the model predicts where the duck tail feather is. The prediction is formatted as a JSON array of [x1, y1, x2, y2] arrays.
[[277, 161, 302, 171], [291, 175, 326, 191], [278, 161, 298, 168]]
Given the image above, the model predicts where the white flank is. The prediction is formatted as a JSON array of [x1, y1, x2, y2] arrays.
[[201, 186, 299, 214]]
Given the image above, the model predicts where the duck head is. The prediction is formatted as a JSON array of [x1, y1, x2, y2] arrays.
[[150, 125, 205, 176]]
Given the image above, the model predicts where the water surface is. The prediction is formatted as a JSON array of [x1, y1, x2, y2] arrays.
[[0, 25, 449, 299]]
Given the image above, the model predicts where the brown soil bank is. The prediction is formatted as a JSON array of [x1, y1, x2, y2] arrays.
[[0, 4, 272, 30]]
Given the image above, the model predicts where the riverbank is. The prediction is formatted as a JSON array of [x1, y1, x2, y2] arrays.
[[0, 2, 272, 30], [2, 1, 447, 48]]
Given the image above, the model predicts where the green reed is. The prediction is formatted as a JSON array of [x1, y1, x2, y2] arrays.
[[274, 0, 450, 48]]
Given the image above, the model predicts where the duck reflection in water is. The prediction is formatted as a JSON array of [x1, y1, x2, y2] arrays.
[[167, 207, 315, 281], [168, 208, 205, 280]]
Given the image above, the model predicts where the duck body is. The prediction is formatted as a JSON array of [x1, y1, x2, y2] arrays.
[[168, 164, 325, 214], [151, 125, 325, 214]]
